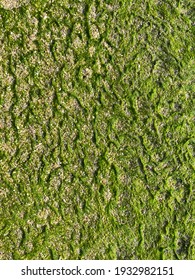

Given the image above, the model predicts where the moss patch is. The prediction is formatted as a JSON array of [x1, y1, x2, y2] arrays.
[[0, 0, 194, 260]]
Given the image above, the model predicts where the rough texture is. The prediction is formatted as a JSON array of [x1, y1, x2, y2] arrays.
[[0, 0, 194, 259], [0, 0, 29, 9]]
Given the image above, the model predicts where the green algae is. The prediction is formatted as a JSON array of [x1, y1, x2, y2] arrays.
[[0, 0, 194, 259]]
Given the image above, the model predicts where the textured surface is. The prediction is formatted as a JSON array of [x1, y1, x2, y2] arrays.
[[0, 0, 29, 9], [0, 0, 195, 259]]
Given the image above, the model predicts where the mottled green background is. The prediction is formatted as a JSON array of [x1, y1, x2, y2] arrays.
[[0, 0, 194, 259]]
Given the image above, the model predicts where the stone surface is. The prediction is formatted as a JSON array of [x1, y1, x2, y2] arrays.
[[0, 0, 194, 260]]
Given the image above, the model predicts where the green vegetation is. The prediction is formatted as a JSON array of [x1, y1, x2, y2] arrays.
[[0, 0, 194, 259]]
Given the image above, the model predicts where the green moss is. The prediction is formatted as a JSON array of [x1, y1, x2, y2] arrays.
[[0, 0, 194, 260]]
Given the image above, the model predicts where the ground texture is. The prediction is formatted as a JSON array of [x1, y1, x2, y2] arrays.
[[0, 0, 194, 259]]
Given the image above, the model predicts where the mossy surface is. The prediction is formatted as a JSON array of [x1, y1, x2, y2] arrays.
[[0, 0, 194, 259]]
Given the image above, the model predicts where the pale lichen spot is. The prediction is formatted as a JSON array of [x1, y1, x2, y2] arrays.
[[0, 0, 29, 10], [90, 24, 100, 39]]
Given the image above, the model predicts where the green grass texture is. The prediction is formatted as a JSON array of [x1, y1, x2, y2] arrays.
[[0, 0, 194, 259]]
